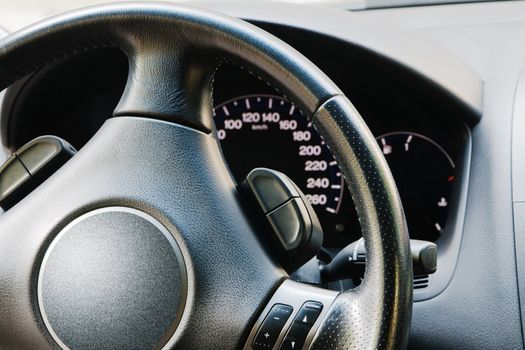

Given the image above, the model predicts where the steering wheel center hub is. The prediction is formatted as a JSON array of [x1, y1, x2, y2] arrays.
[[37, 207, 187, 349]]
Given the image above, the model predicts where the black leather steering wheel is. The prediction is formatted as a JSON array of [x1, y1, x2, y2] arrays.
[[0, 3, 412, 349]]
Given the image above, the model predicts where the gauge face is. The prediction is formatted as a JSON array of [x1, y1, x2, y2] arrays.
[[213, 95, 357, 243], [377, 132, 455, 241]]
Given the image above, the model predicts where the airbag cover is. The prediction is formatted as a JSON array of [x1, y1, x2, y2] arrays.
[[37, 207, 187, 350]]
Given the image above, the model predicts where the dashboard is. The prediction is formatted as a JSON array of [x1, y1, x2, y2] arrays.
[[3, 1, 525, 349]]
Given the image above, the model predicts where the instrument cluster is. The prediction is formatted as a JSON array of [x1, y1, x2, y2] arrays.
[[213, 65, 463, 247]]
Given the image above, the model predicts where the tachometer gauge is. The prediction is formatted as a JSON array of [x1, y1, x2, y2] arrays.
[[213, 95, 356, 243], [377, 132, 455, 241]]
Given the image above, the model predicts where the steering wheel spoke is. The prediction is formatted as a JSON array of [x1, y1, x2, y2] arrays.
[[115, 41, 218, 132]]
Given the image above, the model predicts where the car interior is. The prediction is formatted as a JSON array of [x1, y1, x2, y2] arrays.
[[0, 0, 523, 349]]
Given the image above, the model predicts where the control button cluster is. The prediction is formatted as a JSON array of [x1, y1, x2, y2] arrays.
[[252, 301, 323, 350], [280, 302, 323, 350], [253, 304, 293, 349]]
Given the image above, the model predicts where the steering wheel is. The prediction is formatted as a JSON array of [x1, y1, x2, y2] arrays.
[[0, 3, 412, 349]]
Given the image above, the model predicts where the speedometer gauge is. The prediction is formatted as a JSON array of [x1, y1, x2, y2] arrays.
[[213, 95, 352, 241]]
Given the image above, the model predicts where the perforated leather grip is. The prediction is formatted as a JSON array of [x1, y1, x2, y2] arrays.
[[310, 96, 412, 349]]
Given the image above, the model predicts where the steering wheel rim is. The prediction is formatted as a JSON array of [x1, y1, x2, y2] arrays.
[[0, 2, 412, 349]]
